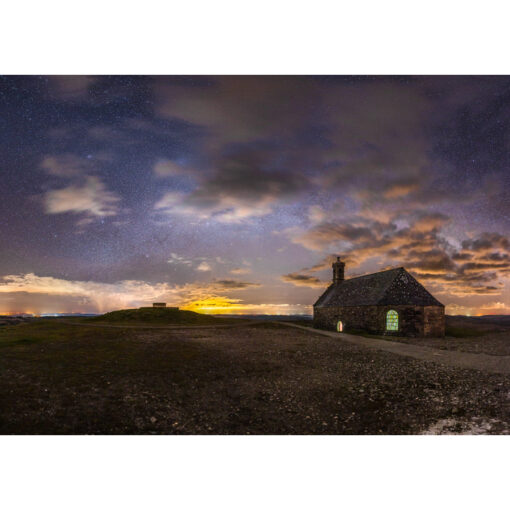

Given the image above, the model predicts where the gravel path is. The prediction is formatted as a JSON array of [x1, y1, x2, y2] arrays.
[[278, 322, 510, 375]]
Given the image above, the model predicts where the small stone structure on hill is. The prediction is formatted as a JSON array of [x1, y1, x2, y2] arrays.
[[313, 257, 445, 337], [151, 303, 179, 310]]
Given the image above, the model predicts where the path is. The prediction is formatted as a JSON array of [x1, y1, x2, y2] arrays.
[[278, 322, 510, 375]]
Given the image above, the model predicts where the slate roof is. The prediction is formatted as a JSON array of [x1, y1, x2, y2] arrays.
[[314, 267, 443, 308]]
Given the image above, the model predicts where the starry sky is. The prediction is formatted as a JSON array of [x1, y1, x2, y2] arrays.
[[1, 75, 509, 316]]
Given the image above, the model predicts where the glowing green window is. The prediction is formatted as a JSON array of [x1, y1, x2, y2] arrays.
[[386, 310, 398, 331]]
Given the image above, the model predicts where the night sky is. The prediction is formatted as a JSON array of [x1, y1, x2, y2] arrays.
[[1, 75, 509, 315]]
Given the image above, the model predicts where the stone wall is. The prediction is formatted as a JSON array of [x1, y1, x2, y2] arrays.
[[313, 305, 381, 333], [313, 304, 445, 337], [424, 306, 445, 337]]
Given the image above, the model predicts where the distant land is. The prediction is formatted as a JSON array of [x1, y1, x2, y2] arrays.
[[0, 313, 99, 318]]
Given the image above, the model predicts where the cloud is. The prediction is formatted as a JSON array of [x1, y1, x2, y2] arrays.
[[41, 154, 94, 177], [300, 254, 339, 273], [155, 190, 275, 223], [153, 159, 190, 177], [412, 212, 450, 232], [167, 253, 193, 266], [288, 210, 510, 298], [154, 76, 319, 146], [149, 76, 501, 239], [0, 273, 261, 314], [155, 144, 309, 222], [287, 222, 383, 252], [196, 261, 212, 272], [43, 176, 120, 218], [476, 301, 510, 315], [230, 267, 251, 275], [167, 255, 215, 273], [210, 279, 258, 290], [281, 273, 326, 288], [48, 76, 96, 100], [307, 205, 327, 224], [460, 232, 510, 254], [383, 183, 419, 199], [152, 77, 438, 224], [445, 300, 510, 316]]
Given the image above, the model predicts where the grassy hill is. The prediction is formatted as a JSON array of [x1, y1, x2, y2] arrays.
[[445, 315, 510, 337], [86, 307, 240, 326]]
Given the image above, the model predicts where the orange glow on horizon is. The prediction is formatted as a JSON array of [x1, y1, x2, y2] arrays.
[[180, 298, 311, 316]]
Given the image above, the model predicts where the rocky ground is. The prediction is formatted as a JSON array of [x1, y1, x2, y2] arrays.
[[0, 320, 508, 434], [387, 331, 510, 356]]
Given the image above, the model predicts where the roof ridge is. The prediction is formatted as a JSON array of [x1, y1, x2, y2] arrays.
[[374, 268, 405, 304], [377, 268, 407, 304], [377, 268, 443, 307]]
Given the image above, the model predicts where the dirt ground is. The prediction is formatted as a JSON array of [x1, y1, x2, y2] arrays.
[[0, 321, 509, 434]]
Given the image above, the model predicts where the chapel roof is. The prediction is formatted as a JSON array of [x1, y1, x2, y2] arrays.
[[314, 267, 443, 308]]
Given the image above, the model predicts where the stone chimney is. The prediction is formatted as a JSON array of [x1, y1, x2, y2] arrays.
[[332, 256, 345, 284]]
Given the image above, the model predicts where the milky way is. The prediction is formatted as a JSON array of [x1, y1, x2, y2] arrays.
[[1, 76, 509, 315]]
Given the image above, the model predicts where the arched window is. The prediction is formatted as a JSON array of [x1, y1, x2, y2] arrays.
[[386, 310, 398, 331], [336, 320, 343, 332]]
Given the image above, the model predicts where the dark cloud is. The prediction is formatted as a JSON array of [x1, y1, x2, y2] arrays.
[[210, 279, 260, 290], [288, 216, 401, 252], [152, 77, 451, 224], [47, 76, 97, 100], [154, 76, 320, 146], [156, 144, 310, 222], [461, 232, 510, 253], [281, 273, 325, 288]]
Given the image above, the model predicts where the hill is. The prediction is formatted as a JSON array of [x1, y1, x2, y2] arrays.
[[446, 315, 510, 337], [87, 307, 240, 326]]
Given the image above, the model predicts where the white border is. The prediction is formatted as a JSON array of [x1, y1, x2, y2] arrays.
[[1, 1, 510, 74], [1, 436, 509, 509], [1, 1, 509, 508]]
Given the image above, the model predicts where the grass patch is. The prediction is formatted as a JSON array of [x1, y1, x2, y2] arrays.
[[0, 320, 127, 348], [0, 321, 67, 347], [445, 326, 487, 338], [87, 307, 243, 326]]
